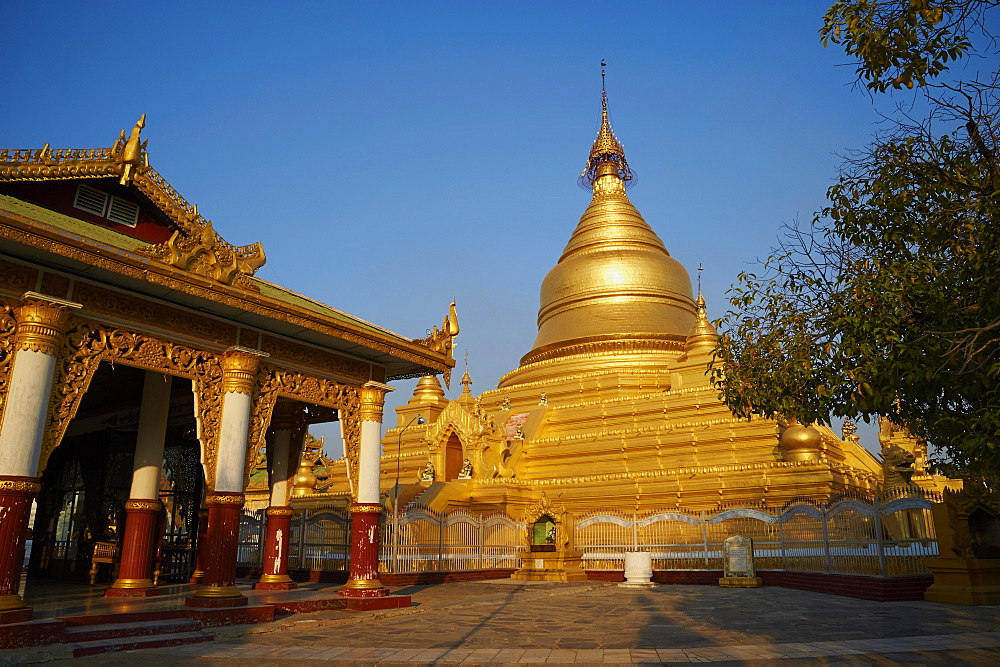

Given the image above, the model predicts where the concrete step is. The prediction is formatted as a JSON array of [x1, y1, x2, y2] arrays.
[[63, 617, 202, 642], [69, 630, 213, 657]]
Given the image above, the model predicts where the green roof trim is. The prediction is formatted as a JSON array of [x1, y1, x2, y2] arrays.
[[0, 193, 146, 252], [252, 278, 407, 339]]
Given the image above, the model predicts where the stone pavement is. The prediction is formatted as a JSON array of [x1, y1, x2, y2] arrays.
[[32, 579, 1000, 664]]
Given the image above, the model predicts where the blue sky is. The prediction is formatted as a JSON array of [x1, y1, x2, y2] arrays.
[[4, 1, 900, 454]]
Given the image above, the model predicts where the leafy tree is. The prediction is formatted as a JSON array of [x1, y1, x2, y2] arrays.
[[712, 0, 1000, 477]]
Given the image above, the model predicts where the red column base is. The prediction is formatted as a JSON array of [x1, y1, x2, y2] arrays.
[[104, 587, 163, 598], [338, 584, 389, 598], [253, 581, 297, 591], [0, 608, 33, 625], [253, 507, 296, 591], [184, 595, 249, 608], [343, 595, 412, 611], [339, 503, 388, 598]]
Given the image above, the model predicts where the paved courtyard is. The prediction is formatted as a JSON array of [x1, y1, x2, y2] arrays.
[[20, 579, 1000, 664]]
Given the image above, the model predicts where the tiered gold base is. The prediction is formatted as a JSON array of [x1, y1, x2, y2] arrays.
[[719, 576, 762, 588], [924, 558, 1000, 606], [512, 549, 587, 582]]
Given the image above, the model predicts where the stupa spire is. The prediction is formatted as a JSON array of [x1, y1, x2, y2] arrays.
[[579, 61, 634, 191]]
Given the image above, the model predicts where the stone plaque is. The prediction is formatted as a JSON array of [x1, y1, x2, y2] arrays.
[[723, 535, 755, 577], [719, 534, 761, 587]]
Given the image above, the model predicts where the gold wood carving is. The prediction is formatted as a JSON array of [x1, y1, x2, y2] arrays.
[[0, 220, 451, 374], [243, 364, 279, 489], [14, 297, 78, 355], [39, 273, 70, 299], [266, 507, 294, 517], [222, 348, 263, 395], [42, 320, 224, 484], [0, 479, 42, 493], [358, 382, 392, 423], [260, 334, 369, 382], [73, 282, 238, 347], [350, 504, 383, 513], [136, 223, 265, 292], [205, 492, 246, 506], [254, 365, 362, 497], [124, 499, 162, 511], [0, 258, 37, 295], [0, 299, 16, 426]]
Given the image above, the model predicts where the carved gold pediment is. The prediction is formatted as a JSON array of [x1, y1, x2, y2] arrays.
[[424, 399, 498, 452], [136, 221, 265, 291]]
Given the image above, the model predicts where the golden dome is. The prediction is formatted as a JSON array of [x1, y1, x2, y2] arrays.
[[291, 461, 317, 497], [524, 92, 696, 363], [412, 374, 445, 400], [780, 420, 823, 462]]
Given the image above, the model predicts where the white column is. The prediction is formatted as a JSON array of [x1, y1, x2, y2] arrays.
[[0, 294, 80, 477], [213, 347, 266, 492], [356, 382, 394, 504], [129, 371, 172, 499]]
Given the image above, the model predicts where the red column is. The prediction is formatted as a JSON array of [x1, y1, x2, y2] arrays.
[[339, 503, 387, 598], [185, 492, 247, 608], [105, 499, 163, 597], [253, 506, 296, 590], [0, 476, 39, 624], [189, 508, 209, 584]]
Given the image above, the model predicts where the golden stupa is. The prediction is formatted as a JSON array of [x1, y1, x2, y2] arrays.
[[312, 85, 954, 514]]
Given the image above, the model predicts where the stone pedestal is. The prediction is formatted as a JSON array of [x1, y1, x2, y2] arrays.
[[106, 499, 163, 597], [924, 558, 1000, 606], [512, 546, 587, 581], [620, 551, 656, 588], [186, 492, 247, 608], [254, 506, 296, 590], [339, 503, 388, 598]]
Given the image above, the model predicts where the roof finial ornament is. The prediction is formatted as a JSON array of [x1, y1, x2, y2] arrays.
[[579, 62, 635, 191], [119, 113, 147, 185], [697, 263, 704, 296]]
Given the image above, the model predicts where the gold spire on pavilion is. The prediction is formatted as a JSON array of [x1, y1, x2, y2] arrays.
[[521, 66, 697, 364]]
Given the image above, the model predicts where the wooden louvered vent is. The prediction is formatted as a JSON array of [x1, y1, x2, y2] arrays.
[[107, 196, 139, 227], [73, 184, 108, 217]]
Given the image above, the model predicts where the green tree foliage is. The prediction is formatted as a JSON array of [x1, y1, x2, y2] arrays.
[[712, 0, 999, 476]]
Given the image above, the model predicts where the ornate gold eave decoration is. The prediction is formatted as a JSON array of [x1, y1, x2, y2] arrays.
[[0, 115, 265, 292], [1, 117, 455, 376], [0, 204, 452, 376]]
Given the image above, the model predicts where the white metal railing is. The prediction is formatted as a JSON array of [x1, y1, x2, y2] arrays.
[[237, 492, 940, 578]]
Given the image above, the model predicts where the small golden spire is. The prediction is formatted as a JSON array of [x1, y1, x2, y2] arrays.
[[460, 352, 472, 394], [686, 271, 719, 354]]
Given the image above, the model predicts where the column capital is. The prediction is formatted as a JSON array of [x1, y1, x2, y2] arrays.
[[358, 381, 395, 423], [222, 346, 268, 395], [14, 293, 81, 356]]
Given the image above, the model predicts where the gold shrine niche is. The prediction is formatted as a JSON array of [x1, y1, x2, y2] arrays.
[[511, 493, 585, 581]]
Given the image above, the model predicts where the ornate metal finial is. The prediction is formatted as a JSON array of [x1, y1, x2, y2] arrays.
[[697, 263, 704, 296], [579, 60, 634, 190], [460, 351, 472, 393], [842, 418, 858, 440], [119, 113, 147, 185]]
